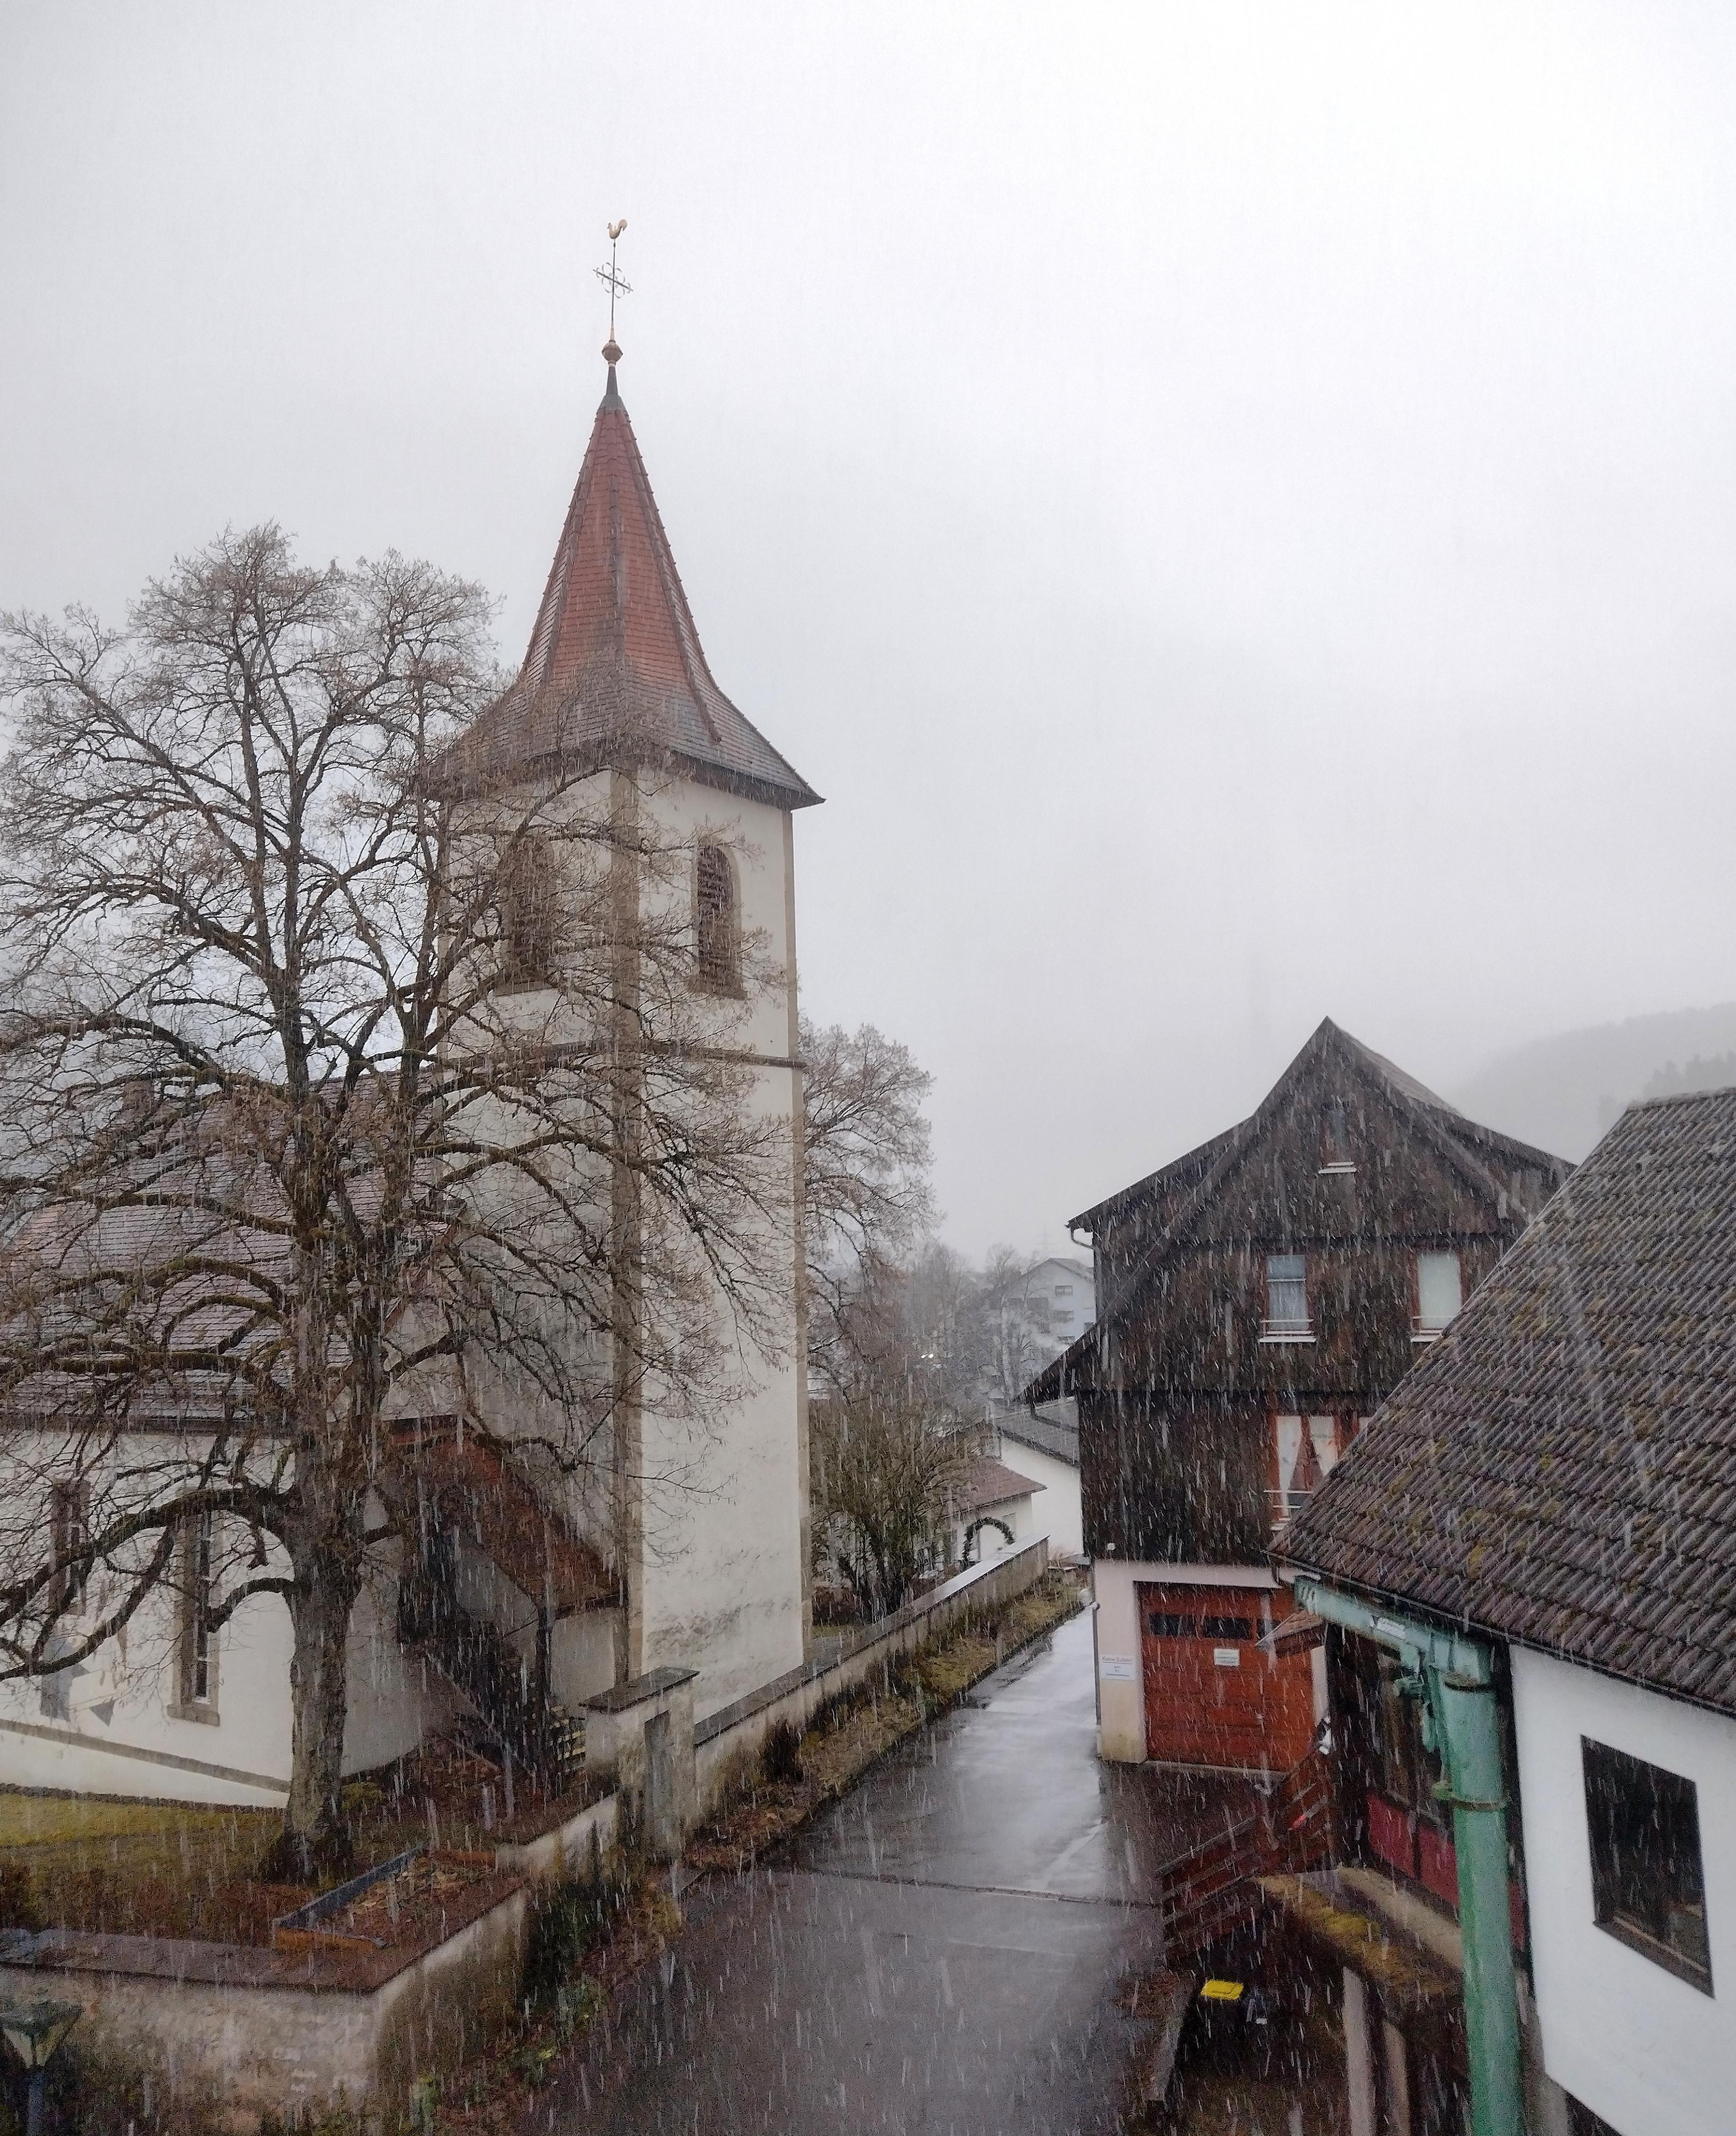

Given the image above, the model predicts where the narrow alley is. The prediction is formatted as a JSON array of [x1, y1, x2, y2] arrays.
[[534, 1610, 1267, 2134]]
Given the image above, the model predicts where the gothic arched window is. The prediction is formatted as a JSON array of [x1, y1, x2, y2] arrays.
[[695, 843, 740, 993], [498, 838, 556, 991]]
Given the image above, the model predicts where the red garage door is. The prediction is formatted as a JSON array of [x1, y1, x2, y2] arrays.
[[1138, 1582, 1316, 1772]]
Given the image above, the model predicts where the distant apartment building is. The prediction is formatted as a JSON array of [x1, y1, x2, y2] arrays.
[[984, 1255, 1094, 1405], [980, 1255, 1091, 1560]]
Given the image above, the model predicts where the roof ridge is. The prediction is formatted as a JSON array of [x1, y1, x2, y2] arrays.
[[1032, 1020, 1564, 1403], [1626, 1084, 1736, 1112]]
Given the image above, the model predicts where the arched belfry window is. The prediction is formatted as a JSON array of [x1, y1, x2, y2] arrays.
[[498, 838, 557, 991], [695, 843, 740, 993]]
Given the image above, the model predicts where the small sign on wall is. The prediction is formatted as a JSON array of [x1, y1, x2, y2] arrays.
[[1213, 1648, 1241, 1668], [1100, 1654, 1137, 1681]]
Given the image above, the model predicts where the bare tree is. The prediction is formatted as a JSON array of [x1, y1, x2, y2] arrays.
[[0, 527, 788, 1876], [977, 1246, 1058, 1407], [797, 1022, 993, 1615], [809, 1384, 975, 1619], [798, 1017, 933, 1390]]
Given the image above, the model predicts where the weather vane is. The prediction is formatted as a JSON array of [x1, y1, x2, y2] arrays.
[[595, 218, 631, 357]]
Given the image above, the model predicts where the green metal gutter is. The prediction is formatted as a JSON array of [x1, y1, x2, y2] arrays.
[[1293, 1576, 1522, 2136]]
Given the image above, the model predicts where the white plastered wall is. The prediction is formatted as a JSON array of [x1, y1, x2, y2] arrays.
[[447, 768, 807, 1720], [997, 1441, 1082, 1556], [1512, 1646, 1736, 2136], [0, 1437, 449, 1803], [630, 778, 806, 1717], [1090, 1558, 1281, 1764], [340, 1549, 458, 1778]]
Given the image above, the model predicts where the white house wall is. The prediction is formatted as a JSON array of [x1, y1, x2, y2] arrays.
[[340, 1559, 457, 1779], [996, 1440, 1082, 1556], [0, 1440, 450, 1804], [1512, 1645, 1736, 2136], [631, 779, 806, 1718], [0, 1454, 294, 1805]]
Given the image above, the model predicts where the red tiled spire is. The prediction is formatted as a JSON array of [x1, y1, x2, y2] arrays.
[[450, 352, 820, 809]]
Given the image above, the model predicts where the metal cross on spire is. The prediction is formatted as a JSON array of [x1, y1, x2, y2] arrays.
[[594, 218, 631, 361]]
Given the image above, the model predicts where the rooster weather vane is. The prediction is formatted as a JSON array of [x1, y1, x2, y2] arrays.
[[595, 219, 631, 358]]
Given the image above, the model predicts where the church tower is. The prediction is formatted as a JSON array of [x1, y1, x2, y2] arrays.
[[457, 335, 821, 1716]]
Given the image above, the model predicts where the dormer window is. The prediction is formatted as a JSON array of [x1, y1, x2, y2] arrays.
[[1413, 1250, 1463, 1343], [498, 839, 556, 991], [1260, 1253, 1314, 1344], [695, 844, 740, 994], [1319, 1098, 1355, 1175]]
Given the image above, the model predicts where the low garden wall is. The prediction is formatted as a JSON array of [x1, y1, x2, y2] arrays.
[[495, 1780, 619, 1885], [0, 1540, 1052, 2128], [694, 1537, 1050, 1805], [0, 1867, 530, 2130]]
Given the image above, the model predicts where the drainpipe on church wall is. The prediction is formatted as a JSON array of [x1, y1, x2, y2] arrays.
[[1293, 1576, 1523, 2136]]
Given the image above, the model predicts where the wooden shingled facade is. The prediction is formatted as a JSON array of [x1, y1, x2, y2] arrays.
[[1038, 1018, 1570, 1639]]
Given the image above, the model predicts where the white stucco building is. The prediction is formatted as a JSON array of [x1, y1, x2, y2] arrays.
[[992, 1405, 1083, 1560], [0, 344, 820, 1805], [983, 1256, 1093, 1407], [1512, 1649, 1736, 2136]]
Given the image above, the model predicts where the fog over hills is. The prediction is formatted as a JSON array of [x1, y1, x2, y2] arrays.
[[1451, 1005, 1736, 1164]]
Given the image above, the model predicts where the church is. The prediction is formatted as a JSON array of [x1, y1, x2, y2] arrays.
[[0, 339, 821, 1809]]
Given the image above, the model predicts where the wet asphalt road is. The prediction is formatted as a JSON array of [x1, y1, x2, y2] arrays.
[[536, 1608, 1261, 2135]]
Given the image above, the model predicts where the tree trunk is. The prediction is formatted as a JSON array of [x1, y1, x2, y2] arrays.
[[260, 1549, 363, 1884]]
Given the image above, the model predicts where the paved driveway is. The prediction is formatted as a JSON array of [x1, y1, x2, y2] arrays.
[[533, 1607, 1262, 2135]]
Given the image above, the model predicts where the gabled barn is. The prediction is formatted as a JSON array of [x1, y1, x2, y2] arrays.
[[1031, 1017, 1568, 1773]]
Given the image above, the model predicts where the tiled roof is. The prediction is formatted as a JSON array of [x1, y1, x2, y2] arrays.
[[442, 363, 820, 811], [1031, 1018, 1569, 1403], [999, 1403, 1080, 1467], [1282, 1087, 1736, 1715], [959, 1456, 1043, 1512]]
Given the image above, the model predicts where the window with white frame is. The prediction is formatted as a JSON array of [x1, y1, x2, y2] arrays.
[[1414, 1250, 1463, 1341], [1274, 1413, 1339, 1517], [1261, 1253, 1313, 1342]]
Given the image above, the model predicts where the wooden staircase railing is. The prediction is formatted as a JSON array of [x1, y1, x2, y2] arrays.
[[1159, 1733, 1334, 1960]]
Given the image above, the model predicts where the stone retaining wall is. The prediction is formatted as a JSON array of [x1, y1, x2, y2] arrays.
[[495, 1780, 620, 1885], [1, 1541, 1052, 2127], [0, 1871, 530, 2130]]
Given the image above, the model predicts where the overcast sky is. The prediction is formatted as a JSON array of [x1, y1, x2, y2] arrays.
[[4, 4, 1735, 1255]]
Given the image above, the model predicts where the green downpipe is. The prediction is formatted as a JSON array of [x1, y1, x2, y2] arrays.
[[1294, 1577, 1523, 2136]]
